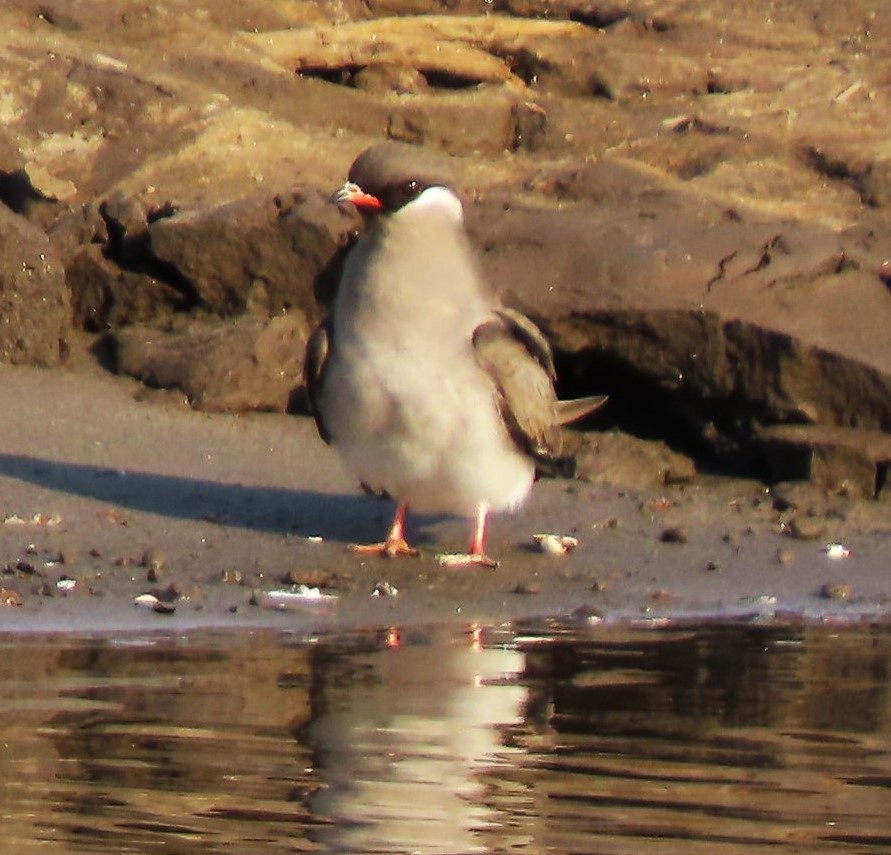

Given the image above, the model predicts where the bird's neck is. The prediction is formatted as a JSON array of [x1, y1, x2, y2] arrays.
[[336, 214, 488, 340]]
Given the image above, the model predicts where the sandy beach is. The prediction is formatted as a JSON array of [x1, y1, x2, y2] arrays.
[[1, 355, 888, 635]]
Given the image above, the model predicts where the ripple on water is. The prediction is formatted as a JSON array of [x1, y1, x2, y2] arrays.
[[0, 621, 890, 854]]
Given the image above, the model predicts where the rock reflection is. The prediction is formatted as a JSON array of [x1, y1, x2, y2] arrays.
[[0, 622, 890, 854], [490, 623, 891, 853]]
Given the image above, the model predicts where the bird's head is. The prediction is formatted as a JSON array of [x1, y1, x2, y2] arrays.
[[331, 142, 462, 223]]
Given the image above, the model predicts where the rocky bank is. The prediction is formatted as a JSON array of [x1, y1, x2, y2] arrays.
[[2, 0, 891, 497]]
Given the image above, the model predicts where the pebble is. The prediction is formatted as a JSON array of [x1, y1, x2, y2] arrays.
[[659, 526, 689, 544], [371, 581, 398, 597], [142, 549, 165, 572], [774, 547, 795, 565], [722, 532, 741, 549], [0, 587, 23, 607], [823, 542, 852, 560], [785, 516, 826, 540], [819, 582, 854, 601], [571, 604, 604, 625], [532, 533, 579, 554], [511, 581, 540, 595]]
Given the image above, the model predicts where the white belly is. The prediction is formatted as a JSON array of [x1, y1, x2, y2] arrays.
[[319, 195, 535, 517], [319, 336, 534, 516]]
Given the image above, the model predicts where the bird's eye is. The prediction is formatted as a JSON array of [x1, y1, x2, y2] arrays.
[[380, 180, 424, 211]]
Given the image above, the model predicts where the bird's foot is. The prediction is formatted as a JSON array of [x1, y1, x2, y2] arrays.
[[435, 551, 499, 569], [350, 538, 419, 559]]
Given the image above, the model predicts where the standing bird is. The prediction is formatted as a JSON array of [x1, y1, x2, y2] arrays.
[[305, 142, 605, 567]]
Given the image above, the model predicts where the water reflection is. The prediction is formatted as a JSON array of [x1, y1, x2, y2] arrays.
[[307, 629, 525, 854], [0, 622, 890, 854]]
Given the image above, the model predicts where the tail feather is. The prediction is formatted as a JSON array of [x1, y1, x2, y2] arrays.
[[555, 395, 608, 426]]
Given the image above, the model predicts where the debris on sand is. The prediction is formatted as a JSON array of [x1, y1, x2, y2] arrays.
[[4, 513, 62, 527], [0, 588, 23, 607], [258, 586, 338, 611], [134, 584, 180, 614], [823, 543, 852, 560], [532, 534, 579, 555], [819, 582, 854, 601], [371, 581, 399, 597]]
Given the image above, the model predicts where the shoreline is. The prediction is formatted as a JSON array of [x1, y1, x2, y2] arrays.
[[1, 362, 888, 636]]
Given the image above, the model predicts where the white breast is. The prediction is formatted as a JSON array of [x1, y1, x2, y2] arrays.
[[319, 188, 535, 515]]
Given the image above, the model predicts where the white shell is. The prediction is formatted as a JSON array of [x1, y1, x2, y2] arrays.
[[533, 533, 580, 555], [823, 542, 851, 560]]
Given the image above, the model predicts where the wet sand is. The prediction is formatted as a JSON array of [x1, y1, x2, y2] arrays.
[[1, 360, 889, 635]]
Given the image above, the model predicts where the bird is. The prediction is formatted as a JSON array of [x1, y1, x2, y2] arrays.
[[304, 142, 606, 567]]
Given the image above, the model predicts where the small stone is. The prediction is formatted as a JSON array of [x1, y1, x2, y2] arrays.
[[151, 602, 177, 615], [153, 584, 180, 603], [705, 560, 721, 572], [532, 533, 579, 554], [371, 581, 398, 597], [0, 587, 23, 606], [774, 547, 795, 565], [56, 577, 77, 594], [659, 526, 689, 544], [511, 581, 540, 595], [740, 594, 778, 606], [13, 560, 37, 576], [142, 549, 165, 571], [819, 582, 854, 601], [282, 568, 333, 588], [785, 516, 826, 540], [571, 604, 604, 624], [823, 542, 852, 560], [722, 532, 741, 549]]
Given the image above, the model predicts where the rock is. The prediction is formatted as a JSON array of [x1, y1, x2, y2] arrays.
[[352, 64, 430, 95], [240, 16, 588, 93], [758, 425, 891, 499], [116, 314, 311, 412], [0, 205, 70, 365], [147, 190, 354, 318], [67, 244, 189, 330], [569, 430, 696, 489]]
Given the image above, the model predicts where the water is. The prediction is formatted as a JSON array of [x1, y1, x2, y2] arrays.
[[1, 621, 890, 854]]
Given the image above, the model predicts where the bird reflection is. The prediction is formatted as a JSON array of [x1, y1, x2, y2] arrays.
[[306, 630, 527, 854]]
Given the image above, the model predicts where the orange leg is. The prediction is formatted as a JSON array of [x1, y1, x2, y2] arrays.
[[436, 503, 498, 568], [351, 501, 419, 558]]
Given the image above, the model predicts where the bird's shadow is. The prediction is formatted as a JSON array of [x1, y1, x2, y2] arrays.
[[0, 453, 443, 545]]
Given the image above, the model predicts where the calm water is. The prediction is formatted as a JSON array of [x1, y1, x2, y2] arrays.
[[2, 621, 891, 854]]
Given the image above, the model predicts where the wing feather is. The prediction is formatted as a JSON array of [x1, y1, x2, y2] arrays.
[[304, 315, 333, 444], [472, 309, 563, 462], [473, 308, 608, 463]]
